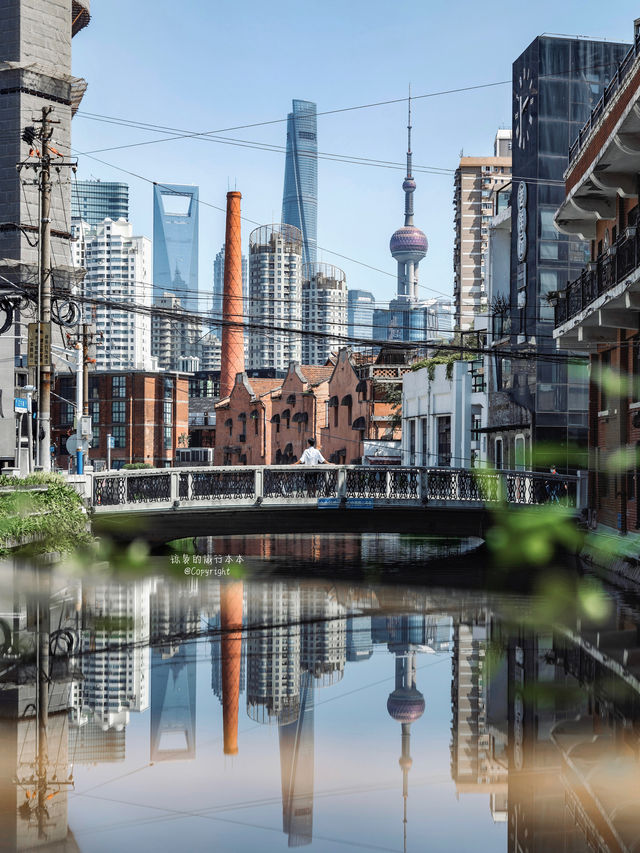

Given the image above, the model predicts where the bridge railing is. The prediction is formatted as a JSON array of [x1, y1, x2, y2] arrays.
[[88, 466, 579, 512]]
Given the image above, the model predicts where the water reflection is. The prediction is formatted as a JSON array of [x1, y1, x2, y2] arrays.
[[1, 553, 640, 851]]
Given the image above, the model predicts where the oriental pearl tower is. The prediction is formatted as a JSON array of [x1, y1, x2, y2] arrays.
[[387, 642, 425, 852], [389, 95, 428, 303]]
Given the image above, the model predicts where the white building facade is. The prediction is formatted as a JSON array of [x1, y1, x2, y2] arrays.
[[402, 360, 488, 468], [248, 224, 303, 372], [151, 291, 203, 371], [73, 218, 154, 371], [302, 263, 347, 364]]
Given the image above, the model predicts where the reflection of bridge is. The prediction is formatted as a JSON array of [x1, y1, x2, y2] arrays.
[[85, 466, 582, 544]]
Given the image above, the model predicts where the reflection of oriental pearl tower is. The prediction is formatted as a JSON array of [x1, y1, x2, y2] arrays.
[[387, 650, 425, 853], [389, 95, 428, 303]]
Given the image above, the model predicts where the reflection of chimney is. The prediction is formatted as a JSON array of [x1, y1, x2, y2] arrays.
[[220, 191, 244, 399], [220, 580, 243, 755]]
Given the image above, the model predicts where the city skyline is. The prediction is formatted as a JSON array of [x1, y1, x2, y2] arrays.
[[70, 3, 640, 316]]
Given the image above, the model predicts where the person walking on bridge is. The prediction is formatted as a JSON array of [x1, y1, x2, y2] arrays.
[[294, 438, 329, 466], [293, 438, 330, 497]]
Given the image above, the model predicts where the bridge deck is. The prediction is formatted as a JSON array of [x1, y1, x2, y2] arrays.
[[83, 466, 582, 544]]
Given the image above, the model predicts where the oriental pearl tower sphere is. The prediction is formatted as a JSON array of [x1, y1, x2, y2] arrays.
[[389, 95, 428, 303]]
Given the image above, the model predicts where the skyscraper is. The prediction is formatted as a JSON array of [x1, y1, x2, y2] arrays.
[[72, 218, 154, 371], [213, 243, 248, 333], [72, 179, 129, 226], [282, 100, 318, 268], [348, 290, 376, 347], [453, 131, 512, 330], [302, 263, 347, 365], [505, 35, 630, 468], [153, 184, 199, 310], [248, 224, 303, 372]]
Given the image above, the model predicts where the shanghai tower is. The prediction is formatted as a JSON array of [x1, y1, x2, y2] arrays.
[[282, 99, 318, 267]]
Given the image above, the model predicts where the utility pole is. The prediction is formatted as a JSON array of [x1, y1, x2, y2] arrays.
[[38, 107, 53, 472], [20, 108, 77, 471]]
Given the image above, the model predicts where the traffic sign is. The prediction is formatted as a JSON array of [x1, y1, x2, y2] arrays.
[[107, 434, 115, 449], [66, 435, 91, 456], [27, 322, 51, 367], [14, 397, 29, 414]]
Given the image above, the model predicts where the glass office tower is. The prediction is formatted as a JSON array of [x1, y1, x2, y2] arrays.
[[508, 36, 630, 463], [282, 100, 318, 268], [71, 180, 129, 226], [153, 184, 199, 310]]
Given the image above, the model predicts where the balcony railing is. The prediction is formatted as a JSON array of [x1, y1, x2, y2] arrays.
[[569, 32, 640, 166], [554, 221, 640, 327]]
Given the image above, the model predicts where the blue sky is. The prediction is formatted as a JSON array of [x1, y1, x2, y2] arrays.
[[70, 1, 639, 310]]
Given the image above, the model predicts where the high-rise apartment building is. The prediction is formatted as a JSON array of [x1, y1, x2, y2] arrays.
[[0, 0, 90, 465], [348, 290, 376, 347], [302, 263, 347, 364], [453, 131, 512, 331], [213, 244, 248, 331], [248, 224, 303, 372], [153, 184, 199, 310], [151, 292, 203, 372], [72, 179, 129, 226], [282, 100, 318, 268], [72, 218, 154, 371], [73, 580, 151, 730]]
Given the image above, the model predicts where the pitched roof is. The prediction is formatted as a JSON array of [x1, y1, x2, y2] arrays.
[[247, 377, 282, 398], [300, 365, 333, 386]]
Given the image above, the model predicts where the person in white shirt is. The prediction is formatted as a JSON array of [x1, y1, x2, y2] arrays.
[[295, 438, 329, 465]]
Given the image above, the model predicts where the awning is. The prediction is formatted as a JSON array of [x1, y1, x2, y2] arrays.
[[356, 379, 367, 393], [341, 394, 352, 406], [224, 418, 233, 428], [328, 396, 339, 408], [477, 423, 530, 433], [250, 410, 259, 420], [237, 412, 247, 420], [270, 413, 281, 424], [292, 411, 308, 423], [286, 393, 296, 405], [281, 408, 291, 419], [352, 416, 366, 430]]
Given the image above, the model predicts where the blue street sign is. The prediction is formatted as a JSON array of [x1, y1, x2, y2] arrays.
[[108, 435, 115, 449], [14, 397, 28, 414], [317, 497, 339, 509], [347, 498, 374, 510]]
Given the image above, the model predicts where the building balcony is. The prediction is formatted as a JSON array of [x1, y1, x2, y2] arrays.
[[568, 30, 640, 169], [553, 213, 640, 346]]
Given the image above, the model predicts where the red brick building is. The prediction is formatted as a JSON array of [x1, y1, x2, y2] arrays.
[[213, 349, 413, 466], [52, 371, 189, 470], [270, 363, 332, 463], [214, 375, 280, 466], [553, 24, 640, 534]]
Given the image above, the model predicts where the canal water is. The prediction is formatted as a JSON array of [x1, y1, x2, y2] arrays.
[[1, 533, 639, 852]]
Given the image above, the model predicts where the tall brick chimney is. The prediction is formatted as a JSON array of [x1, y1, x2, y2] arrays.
[[220, 579, 243, 755], [220, 191, 244, 399]]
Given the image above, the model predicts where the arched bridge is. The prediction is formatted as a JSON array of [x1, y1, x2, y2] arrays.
[[83, 466, 584, 544]]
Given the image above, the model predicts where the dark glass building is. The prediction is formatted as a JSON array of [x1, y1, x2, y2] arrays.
[[508, 36, 629, 466], [71, 180, 129, 226], [282, 100, 318, 268]]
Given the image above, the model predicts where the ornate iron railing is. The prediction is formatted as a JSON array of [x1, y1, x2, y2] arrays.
[[263, 468, 338, 499], [89, 466, 580, 512], [555, 222, 640, 327]]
